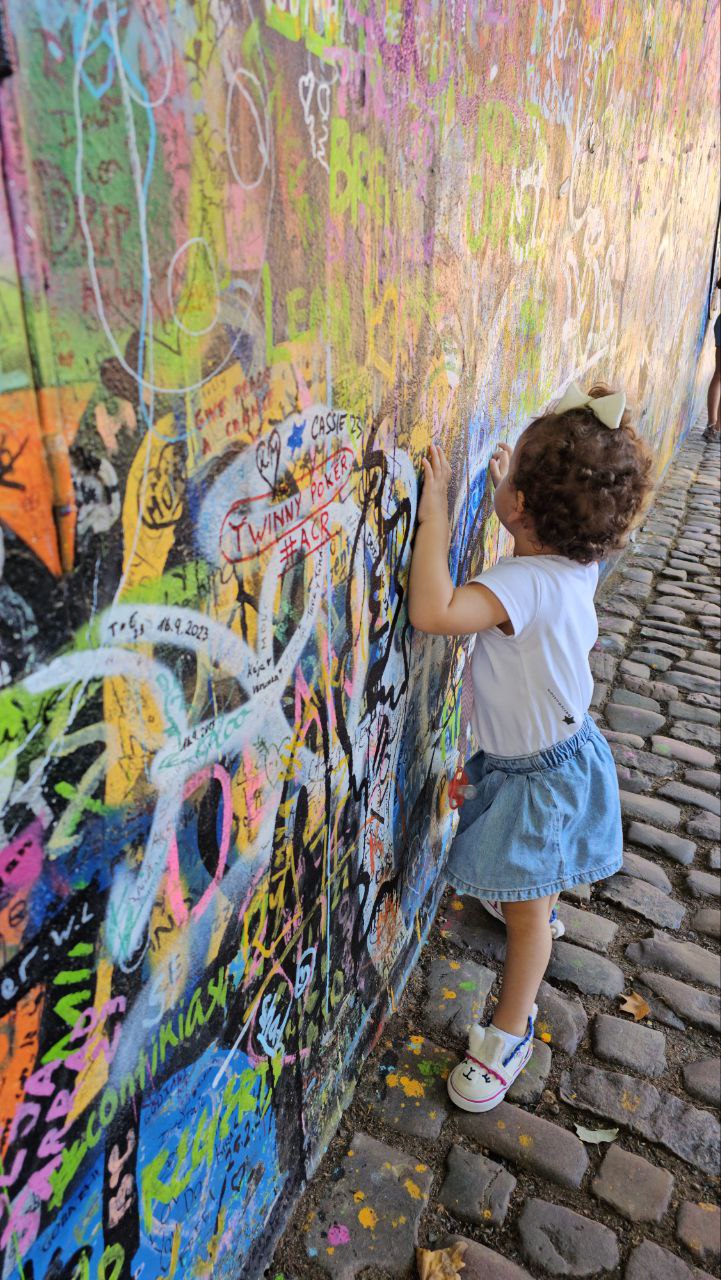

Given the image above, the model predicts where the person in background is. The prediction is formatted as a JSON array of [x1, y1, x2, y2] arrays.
[[703, 277, 721, 443]]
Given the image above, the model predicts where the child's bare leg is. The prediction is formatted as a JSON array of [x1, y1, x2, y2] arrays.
[[493, 897, 554, 1037]]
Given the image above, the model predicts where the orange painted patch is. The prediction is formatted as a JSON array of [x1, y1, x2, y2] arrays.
[[0, 986, 45, 1162], [0, 383, 92, 574], [358, 1207, 378, 1230]]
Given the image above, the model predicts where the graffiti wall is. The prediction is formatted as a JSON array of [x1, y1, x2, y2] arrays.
[[0, 2, 718, 1276]]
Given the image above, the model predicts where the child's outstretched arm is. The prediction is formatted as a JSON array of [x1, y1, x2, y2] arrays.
[[408, 444, 511, 636]]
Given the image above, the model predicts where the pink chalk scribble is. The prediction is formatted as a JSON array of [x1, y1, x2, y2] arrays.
[[327, 1223, 351, 1246]]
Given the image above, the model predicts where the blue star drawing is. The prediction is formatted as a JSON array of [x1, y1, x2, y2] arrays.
[[288, 423, 305, 454]]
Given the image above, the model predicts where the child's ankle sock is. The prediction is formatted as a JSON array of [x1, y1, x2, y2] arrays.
[[490, 1022, 527, 1055]]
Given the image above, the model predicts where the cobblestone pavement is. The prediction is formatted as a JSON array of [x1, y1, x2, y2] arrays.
[[272, 425, 721, 1280]]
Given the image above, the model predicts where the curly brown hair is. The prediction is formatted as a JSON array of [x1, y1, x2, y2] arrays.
[[512, 385, 654, 564]]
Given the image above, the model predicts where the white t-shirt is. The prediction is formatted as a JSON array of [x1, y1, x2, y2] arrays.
[[468, 555, 599, 757]]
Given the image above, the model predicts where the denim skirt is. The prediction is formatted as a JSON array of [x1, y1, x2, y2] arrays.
[[445, 716, 622, 902]]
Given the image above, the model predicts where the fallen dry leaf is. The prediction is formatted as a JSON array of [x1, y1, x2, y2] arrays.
[[619, 991, 651, 1022], [575, 1124, 620, 1144], [416, 1241, 467, 1280]]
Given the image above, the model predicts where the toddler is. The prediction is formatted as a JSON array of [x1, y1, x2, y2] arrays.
[[408, 383, 653, 1112]]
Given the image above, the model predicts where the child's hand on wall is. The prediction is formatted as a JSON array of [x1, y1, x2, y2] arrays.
[[418, 443, 451, 525], [489, 442, 513, 488]]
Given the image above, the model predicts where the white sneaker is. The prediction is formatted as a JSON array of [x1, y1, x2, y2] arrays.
[[479, 898, 566, 940], [447, 1005, 538, 1113]]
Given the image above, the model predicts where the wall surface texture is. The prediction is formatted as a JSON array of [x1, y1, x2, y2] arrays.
[[0, 2, 718, 1277]]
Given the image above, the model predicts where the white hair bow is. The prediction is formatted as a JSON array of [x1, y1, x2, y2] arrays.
[[555, 380, 627, 430]]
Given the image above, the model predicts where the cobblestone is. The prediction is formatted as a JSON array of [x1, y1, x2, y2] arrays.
[[648, 603, 687, 622], [672, 722, 721, 751], [517, 1199, 619, 1276], [652, 736, 717, 767], [608, 741, 675, 776], [692, 649, 721, 668], [621, 849, 672, 892], [629, 648, 673, 670], [692, 908, 721, 939], [606, 704, 666, 736], [666, 670, 720, 693], [685, 870, 721, 898], [535, 980, 588, 1054], [669, 701, 721, 725], [685, 768, 721, 791], [599, 874, 686, 929], [619, 790, 681, 828], [553, 904, 617, 952], [304, 1133, 433, 1278], [507, 1038, 552, 1105], [424, 955, 495, 1042], [677, 1202, 721, 1265], [610, 686, 662, 712], [683, 1057, 721, 1107], [362, 1035, 454, 1139], [559, 1065, 721, 1173], [626, 820, 696, 864], [637, 971, 721, 1032], [456, 1104, 589, 1188], [445, 1238, 533, 1279], [546, 941, 625, 997], [438, 1144, 516, 1227], [592, 1013, 667, 1076], [686, 811, 721, 841], [626, 1240, 715, 1280], [660, 782, 721, 815], [626, 931, 721, 988], [592, 1144, 674, 1222]]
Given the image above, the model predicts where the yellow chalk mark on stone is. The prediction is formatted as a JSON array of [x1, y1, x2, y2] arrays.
[[483, 1209, 493, 1219], [519, 1134, 534, 1149], [416, 1164, 428, 1173], [449, 959, 461, 970], [451, 899, 464, 911], [353, 1191, 365, 1202], [396, 1075, 424, 1097], [497, 1120, 506, 1130], [327, 1246, 335, 1255], [621, 1089, 641, 1113], [442, 988, 457, 1001], [387, 1072, 400, 1088], [358, 1207, 378, 1230], [404, 1179, 423, 1199], [540, 1031, 552, 1043], [410, 1034, 424, 1044]]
